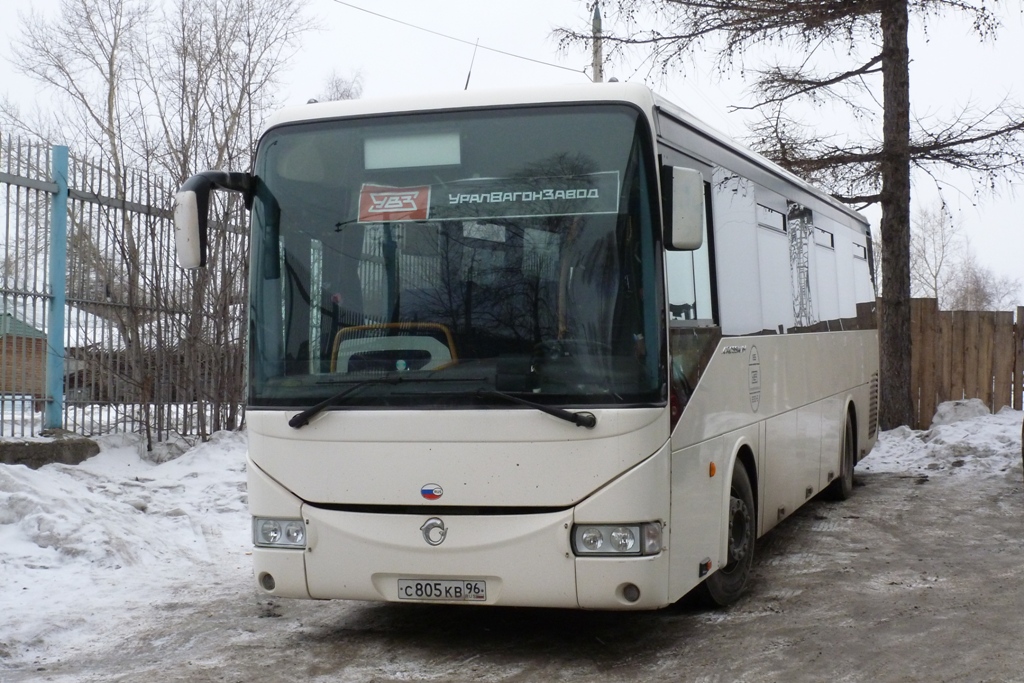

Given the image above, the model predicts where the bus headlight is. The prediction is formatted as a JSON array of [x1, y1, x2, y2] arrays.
[[572, 522, 662, 556], [253, 517, 307, 549]]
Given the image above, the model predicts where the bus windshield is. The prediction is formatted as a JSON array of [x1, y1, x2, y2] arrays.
[[248, 104, 664, 410]]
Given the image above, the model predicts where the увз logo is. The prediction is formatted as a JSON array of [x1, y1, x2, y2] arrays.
[[358, 184, 430, 222], [369, 191, 421, 212]]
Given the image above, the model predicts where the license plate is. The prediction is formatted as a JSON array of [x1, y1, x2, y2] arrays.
[[397, 579, 487, 602]]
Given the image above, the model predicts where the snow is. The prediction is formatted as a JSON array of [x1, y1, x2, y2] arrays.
[[0, 401, 1021, 670], [863, 400, 1022, 479], [0, 430, 251, 667]]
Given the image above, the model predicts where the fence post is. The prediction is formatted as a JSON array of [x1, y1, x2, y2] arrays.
[[44, 145, 69, 430]]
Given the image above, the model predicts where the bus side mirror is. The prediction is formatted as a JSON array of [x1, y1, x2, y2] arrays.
[[173, 171, 255, 269], [662, 166, 705, 250]]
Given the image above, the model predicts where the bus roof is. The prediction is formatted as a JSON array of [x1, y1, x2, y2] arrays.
[[264, 81, 868, 233]]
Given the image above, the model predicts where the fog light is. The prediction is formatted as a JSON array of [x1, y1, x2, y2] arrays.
[[253, 517, 306, 549], [622, 583, 641, 603], [260, 572, 276, 591]]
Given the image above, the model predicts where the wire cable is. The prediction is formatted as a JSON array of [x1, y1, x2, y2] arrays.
[[328, 0, 588, 77]]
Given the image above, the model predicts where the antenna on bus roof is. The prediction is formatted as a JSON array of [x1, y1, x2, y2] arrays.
[[464, 38, 480, 90]]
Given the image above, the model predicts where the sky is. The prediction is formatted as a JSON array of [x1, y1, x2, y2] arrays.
[[0, 0, 1021, 302], [1, 399, 1021, 670]]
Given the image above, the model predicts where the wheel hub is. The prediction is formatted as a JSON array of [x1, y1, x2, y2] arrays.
[[727, 495, 752, 564]]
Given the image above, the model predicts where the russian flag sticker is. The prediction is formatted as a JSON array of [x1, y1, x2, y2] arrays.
[[421, 483, 443, 500]]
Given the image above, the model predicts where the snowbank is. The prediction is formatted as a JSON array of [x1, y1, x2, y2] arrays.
[[0, 431, 251, 665]]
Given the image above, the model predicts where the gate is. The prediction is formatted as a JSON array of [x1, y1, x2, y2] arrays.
[[1, 133, 246, 444]]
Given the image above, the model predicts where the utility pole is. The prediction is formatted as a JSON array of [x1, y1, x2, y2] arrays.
[[591, 2, 603, 83]]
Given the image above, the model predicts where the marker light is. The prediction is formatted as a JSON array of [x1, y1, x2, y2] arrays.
[[572, 522, 662, 556], [254, 517, 307, 549]]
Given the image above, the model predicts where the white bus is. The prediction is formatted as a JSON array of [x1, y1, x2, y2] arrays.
[[174, 82, 878, 610]]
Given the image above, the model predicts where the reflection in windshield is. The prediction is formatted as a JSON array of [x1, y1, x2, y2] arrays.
[[248, 105, 664, 409]]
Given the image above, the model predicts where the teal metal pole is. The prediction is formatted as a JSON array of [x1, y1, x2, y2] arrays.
[[44, 145, 69, 430]]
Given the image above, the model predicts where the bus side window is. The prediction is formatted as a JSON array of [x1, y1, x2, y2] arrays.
[[665, 182, 714, 326], [666, 180, 718, 391]]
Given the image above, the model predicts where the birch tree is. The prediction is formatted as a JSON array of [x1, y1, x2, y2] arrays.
[[909, 206, 1020, 310]]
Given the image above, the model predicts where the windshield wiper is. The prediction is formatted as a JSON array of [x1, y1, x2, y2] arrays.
[[289, 374, 491, 428], [476, 389, 597, 429], [289, 377, 402, 428]]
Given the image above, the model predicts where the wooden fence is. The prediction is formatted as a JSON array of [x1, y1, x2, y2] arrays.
[[910, 298, 1024, 429]]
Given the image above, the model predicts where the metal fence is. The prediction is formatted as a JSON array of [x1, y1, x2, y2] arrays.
[[1, 132, 247, 445]]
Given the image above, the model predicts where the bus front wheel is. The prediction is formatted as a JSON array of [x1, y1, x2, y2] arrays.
[[700, 462, 755, 607]]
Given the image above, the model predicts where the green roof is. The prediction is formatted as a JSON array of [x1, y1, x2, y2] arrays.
[[0, 313, 46, 339]]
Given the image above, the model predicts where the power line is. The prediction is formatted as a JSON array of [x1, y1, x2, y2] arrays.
[[328, 0, 588, 77]]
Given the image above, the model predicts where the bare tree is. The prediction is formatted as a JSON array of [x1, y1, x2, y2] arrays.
[[5, 0, 313, 445], [908, 206, 1019, 310], [315, 70, 364, 103], [559, 0, 1024, 428], [910, 205, 964, 304], [946, 250, 1021, 311]]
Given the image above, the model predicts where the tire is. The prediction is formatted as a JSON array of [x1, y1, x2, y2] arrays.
[[826, 413, 856, 501], [699, 462, 756, 607]]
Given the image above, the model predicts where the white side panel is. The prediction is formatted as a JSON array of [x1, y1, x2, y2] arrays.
[[667, 424, 759, 601], [669, 436, 725, 597], [812, 214, 843, 323], [757, 225, 794, 334], [813, 243, 840, 323], [761, 409, 800, 535], [672, 331, 878, 454], [819, 395, 845, 489], [711, 170, 762, 336], [762, 401, 824, 535], [853, 255, 874, 305], [833, 226, 859, 319]]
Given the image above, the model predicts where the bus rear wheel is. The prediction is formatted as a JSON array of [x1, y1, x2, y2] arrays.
[[826, 414, 856, 501], [699, 462, 755, 607]]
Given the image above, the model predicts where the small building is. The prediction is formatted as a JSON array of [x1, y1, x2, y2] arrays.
[[1, 312, 47, 402]]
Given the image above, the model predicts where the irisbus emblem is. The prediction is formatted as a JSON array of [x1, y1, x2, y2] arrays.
[[421, 483, 443, 500], [420, 518, 448, 546]]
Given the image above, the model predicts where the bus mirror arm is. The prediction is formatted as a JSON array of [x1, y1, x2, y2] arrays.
[[173, 171, 255, 269]]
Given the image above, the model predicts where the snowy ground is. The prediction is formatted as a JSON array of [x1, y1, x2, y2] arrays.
[[0, 430, 252, 668], [1, 399, 1021, 681]]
